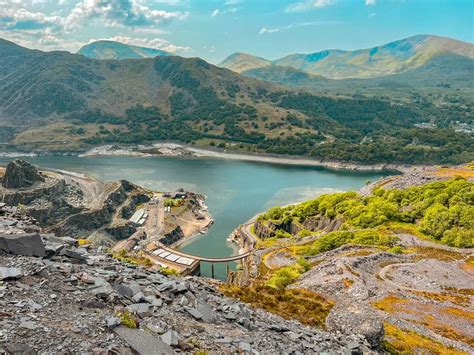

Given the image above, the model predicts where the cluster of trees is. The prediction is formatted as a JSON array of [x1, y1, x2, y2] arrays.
[[66, 65, 473, 165], [260, 177, 474, 249]]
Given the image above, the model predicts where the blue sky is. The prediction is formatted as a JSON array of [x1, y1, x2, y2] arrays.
[[0, 0, 472, 63]]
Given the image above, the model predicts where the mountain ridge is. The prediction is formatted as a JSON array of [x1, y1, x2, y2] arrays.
[[78, 40, 172, 60], [0, 38, 472, 165], [219, 34, 474, 79]]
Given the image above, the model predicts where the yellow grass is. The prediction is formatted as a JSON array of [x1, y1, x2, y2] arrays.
[[220, 284, 334, 328], [383, 323, 467, 354], [435, 167, 474, 179]]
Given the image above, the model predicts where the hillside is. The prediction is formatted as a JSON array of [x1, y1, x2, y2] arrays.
[[0, 38, 472, 165], [218, 52, 273, 73], [78, 40, 172, 60], [243, 54, 474, 102], [226, 167, 474, 353], [220, 35, 474, 79]]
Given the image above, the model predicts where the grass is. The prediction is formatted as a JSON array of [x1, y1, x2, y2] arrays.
[[382, 322, 466, 355], [417, 316, 474, 347], [220, 284, 334, 328], [411, 290, 471, 307], [375, 295, 474, 348], [435, 166, 474, 179], [373, 295, 409, 314], [406, 247, 466, 262]]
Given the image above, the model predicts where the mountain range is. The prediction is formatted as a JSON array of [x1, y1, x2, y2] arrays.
[[0, 36, 472, 165], [78, 40, 171, 60], [219, 35, 474, 79]]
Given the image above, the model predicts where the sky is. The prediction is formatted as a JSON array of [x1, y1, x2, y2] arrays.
[[0, 0, 472, 64]]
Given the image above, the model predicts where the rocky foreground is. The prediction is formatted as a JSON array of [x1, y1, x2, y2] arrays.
[[0, 205, 370, 354]]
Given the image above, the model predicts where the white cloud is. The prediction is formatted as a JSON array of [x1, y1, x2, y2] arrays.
[[64, 0, 188, 30], [286, 0, 336, 12], [259, 20, 341, 35], [0, 4, 64, 32], [211, 5, 239, 17], [365, 0, 376, 5], [259, 27, 280, 35]]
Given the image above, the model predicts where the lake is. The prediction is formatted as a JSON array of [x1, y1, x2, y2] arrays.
[[0, 155, 388, 278]]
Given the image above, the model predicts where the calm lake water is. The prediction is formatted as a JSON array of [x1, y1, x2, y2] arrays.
[[0, 155, 387, 278]]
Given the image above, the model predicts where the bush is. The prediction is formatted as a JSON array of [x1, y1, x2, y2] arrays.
[[267, 258, 312, 289]]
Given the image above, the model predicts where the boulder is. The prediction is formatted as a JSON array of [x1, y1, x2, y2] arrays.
[[0, 233, 46, 257], [114, 326, 173, 354], [0, 267, 23, 280], [326, 302, 384, 348], [1, 160, 45, 189]]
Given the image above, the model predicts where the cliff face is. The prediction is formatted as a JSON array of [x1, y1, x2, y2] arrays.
[[0, 160, 149, 241], [159, 226, 185, 246], [1, 160, 44, 189], [254, 214, 342, 239]]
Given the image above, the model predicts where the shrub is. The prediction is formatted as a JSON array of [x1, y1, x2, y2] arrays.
[[116, 310, 137, 328]]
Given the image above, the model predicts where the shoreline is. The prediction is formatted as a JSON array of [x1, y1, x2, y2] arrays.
[[78, 143, 415, 173]]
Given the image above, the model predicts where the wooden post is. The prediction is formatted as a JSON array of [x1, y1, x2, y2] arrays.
[[211, 263, 214, 279], [226, 261, 230, 278]]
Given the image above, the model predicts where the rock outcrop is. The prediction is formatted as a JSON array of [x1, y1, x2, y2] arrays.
[[1, 160, 44, 189], [0, 233, 45, 257]]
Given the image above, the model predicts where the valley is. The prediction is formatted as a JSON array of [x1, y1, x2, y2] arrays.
[[0, 2, 472, 351], [0, 36, 472, 166]]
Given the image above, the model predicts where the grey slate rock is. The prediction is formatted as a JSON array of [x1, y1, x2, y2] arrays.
[[5, 343, 38, 354], [0, 267, 23, 280], [115, 284, 134, 298], [196, 301, 216, 323], [0, 233, 45, 257], [126, 303, 150, 315], [114, 326, 173, 354], [185, 307, 203, 320], [106, 316, 121, 328], [161, 330, 179, 346], [1, 159, 45, 188]]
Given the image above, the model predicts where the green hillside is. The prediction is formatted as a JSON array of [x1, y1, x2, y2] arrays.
[[0, 38, 472, 165], [243, 54, 474, 103]]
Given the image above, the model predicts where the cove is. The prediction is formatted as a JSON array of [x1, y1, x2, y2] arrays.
[[0, 155, 389, 277]]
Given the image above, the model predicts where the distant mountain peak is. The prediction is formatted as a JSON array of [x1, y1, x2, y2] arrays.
[[219, 52, 272, 73], [219, 34, 474, 79], [77, 40, 172, 60]]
